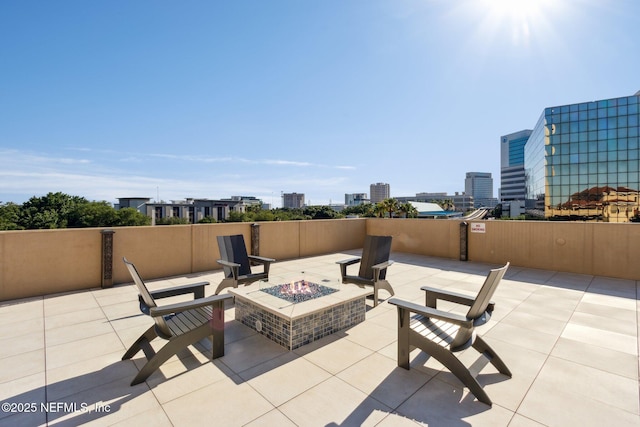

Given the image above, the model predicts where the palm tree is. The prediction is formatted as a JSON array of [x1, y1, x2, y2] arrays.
[[379, 198, 399, 218], [399, 202, 418, 218], [373, 203, 386, 218], [432, 199, 455, 212], [442, 199, 455, 211]]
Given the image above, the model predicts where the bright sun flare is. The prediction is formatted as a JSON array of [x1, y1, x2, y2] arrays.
[[483, 0, 547, 18], [477, 0, 553, 46]]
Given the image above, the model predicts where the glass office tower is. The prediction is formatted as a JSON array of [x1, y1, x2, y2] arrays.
[[465, 172, 494, 207], [525, 93, 640, 222], [500, 130, 532, 202]]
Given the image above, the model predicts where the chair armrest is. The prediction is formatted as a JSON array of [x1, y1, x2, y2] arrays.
[[336, 257, 361, 266], [217, 259, 241, 278], [150, 281, 209, 300], [150, 294, 233, 317], [371, 260, 393, 281], [388, 298, 472, 327], [217, 259, 241, 269], [372, 260, 394, 270], [420, 286, 495, 312], [248, 255, 275, 264], [421, 286, 474, 307], [336, 257, 361, 279]]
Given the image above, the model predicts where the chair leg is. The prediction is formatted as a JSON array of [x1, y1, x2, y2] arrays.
[[413, 335, 493, 406], [397, 306, 411, 369], [473, 336, 512, 377], [376, 279, 395, 297], [372, 280, 394, 307], [130, 326, 212, 386], [427, 344, 492, 406], [372, 285, 379, 307], [122, 325, 157, 360], [210, 303, 226, 359], [214, 278, 237, 295]]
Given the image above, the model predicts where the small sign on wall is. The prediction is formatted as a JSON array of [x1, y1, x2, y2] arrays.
[[470, 223, 486, 233]]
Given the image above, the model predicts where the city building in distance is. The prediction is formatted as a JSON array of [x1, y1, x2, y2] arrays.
[[419, 192, 475, 213], [500, 129, 532, 202], [525, 91, 640, 222], [345, 193, 369, 206], [116, 196, 263, 224], [282, 192, 305, 209], [370, 183, 390, 204], [465, 172, 498, 208]]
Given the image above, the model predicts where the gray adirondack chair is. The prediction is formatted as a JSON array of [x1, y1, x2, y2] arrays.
[[336, 235, 394, 306], [122, 257, 232, 386], [388, 262, 511, 406], [215, 234, 275, 295]]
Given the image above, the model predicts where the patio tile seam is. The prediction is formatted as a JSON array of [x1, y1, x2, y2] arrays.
[[43, 317, 115, 337], [147, 371, 230, 408], [551, 338, 640, 380], [543, 354, 640, 414], [482, 285, 572, 416], [504, 310, 613, 420], [94, 288, 138, 363], [525, 373, 640, 418], [547, 271, 596, 289], [41, 295, 52, 427], [301, 357, 358, 379], [222, 349, 292, 378], [247, 373, 335, 415]]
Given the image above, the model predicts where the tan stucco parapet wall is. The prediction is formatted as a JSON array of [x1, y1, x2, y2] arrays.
[[1, 218, 639, 301]]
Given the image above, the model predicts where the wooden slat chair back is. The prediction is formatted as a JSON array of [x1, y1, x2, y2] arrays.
[[218, 234, 252, 278], [124, 258, 172, 338], [358, 235, 392, 280], [337, 235, 395, 307], [389, 262, 511, 406], [465, 263, 508, 323], [215, 234, 275, 294]]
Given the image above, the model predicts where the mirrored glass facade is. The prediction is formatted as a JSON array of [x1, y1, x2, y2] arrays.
[[525, 94, 640, 222]]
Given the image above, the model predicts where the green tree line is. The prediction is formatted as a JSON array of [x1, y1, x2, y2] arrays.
[[0, 193, 423, 230], [0, 192, 150, 230], [225, 199, 420, 222]]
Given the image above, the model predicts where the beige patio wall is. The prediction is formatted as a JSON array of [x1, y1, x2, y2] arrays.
[[0, 228, 103, 301], [366, 218, 462, 259], [0, 220, 368, 301], [1, 218, 639, 301], [466, 220, 640, 279]]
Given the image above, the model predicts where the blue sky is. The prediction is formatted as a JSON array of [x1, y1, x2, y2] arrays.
[[1, 0, 638, 207]]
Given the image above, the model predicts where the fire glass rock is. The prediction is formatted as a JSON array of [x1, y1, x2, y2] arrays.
[[260, 280, 338, 303]]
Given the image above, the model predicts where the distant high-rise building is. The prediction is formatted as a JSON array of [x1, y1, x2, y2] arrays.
[[370, 183, 390, 203], [500, 129, 532, 202], [465, 172, 494, 207], [345, 193, 368, 206], [282, 192, 305, 208]]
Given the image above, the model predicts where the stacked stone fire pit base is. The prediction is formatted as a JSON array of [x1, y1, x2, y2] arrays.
[[229, 281, 372, 350]]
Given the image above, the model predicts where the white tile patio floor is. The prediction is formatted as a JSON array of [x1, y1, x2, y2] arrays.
[[1, 251, 638, 426]]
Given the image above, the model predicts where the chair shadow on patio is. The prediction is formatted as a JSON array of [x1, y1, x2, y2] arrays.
[[0, 358, 148, 426], [322, 344, 507, 427]]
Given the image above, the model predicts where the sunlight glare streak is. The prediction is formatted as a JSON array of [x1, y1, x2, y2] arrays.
[[477, 0, 553, 46]]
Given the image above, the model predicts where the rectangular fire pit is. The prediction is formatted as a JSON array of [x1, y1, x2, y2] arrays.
[[229, 275, 372, 350]]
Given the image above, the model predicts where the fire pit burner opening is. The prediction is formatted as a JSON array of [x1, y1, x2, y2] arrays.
[[261, 280, 338, 303]]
